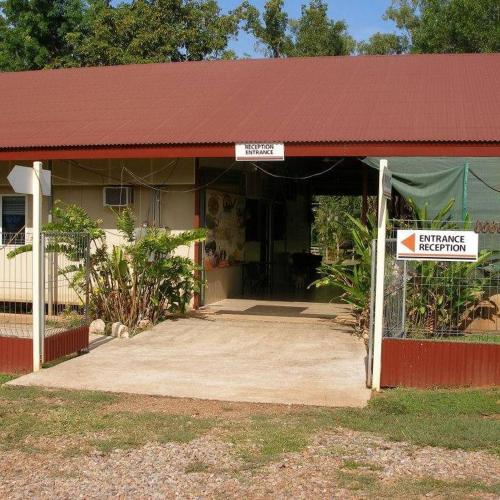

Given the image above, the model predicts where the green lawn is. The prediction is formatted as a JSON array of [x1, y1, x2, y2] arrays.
[[0, 375, 498, 457], [0, 375, 498, 495]]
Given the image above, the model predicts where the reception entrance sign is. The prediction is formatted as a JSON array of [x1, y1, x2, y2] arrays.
[[396, 230, 479, 262]]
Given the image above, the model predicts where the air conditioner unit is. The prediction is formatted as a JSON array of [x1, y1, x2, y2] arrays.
[[103, 186, 134, 207]]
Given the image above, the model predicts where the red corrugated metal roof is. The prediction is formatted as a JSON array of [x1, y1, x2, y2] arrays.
[[0, 53, 499, 150]]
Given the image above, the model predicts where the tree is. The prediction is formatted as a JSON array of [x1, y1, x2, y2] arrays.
[[241, 0, 354, 58], [357, 32, 408, 55], [239, 0, 291, 57], [0, 0, 86, 70], [385, 0, 500, 53], [66, 0, 241, 66], [289, 0, 354, 57], [0, 0, 240, 70]]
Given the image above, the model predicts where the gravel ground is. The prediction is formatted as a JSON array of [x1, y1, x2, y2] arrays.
[[1, 427, 498, 499]]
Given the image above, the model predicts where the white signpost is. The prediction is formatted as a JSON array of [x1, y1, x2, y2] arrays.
[[397, 230, 479, 262], [7, 163, 51, 372], [371, 159, 390, 391], [235, 143, 285, 161]]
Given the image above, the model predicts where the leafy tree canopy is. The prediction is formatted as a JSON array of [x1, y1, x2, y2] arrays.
[[240, 0, 354, 57], [0, 0, 86, 70], [357, 32, 408, 55], [360, 0, 500, 55], [0, 0, 498, 71], [289, 0, 354, 57], [0, 0, 240, 70]]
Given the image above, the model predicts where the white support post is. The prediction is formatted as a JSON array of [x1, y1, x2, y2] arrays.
[[32, 161, 43, 372], [371, 159, 388, 391]]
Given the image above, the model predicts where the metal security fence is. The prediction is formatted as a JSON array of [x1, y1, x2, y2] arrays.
[[382, 221, 500, 343], [43, 232, 90, 339], [0, 231, 90, 342], [0, 232, 34, 338]]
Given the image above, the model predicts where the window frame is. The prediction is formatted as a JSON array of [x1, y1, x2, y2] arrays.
[[0, 194, 28, 245]]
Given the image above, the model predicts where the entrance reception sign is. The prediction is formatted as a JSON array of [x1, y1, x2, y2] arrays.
[[397, 230, 479, 262], [235, 143, 285, 161]]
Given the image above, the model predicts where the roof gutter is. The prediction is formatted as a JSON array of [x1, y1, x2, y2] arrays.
[[0, 141, 499, 161]]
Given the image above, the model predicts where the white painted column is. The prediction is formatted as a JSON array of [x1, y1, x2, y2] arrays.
[[371, 159, 388, 391], [32, 161, 43, 372]]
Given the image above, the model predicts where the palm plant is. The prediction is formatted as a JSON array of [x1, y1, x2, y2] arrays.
[[310, 212, 377, 336]]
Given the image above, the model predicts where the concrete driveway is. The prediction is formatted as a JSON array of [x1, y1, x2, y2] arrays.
[[10, 300, 370, 407]]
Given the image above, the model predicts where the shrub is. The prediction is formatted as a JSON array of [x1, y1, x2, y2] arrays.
[[310, 213, 377, 337], [9, 202, 207, 331]]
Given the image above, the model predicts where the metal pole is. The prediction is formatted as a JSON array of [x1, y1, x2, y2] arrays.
[[401, 259, 407, 337], [462, 162, 469, 221], [47, 160, 54, 316], [32, 161, 43, 372], [371, 159, 389, 391], [84, 234, 90, 323], [40, 232, 46, 363], [366, 239, 377, 388]]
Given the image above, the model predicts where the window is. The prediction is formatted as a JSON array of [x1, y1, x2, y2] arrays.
[[1, 195, 26, 244], [103, 186, 134, 207]]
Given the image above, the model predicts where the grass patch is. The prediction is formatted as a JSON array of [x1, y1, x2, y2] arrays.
[[227, 411, 335, 465], [333, 387, 500, 455], [0, 384, 498, 462], [0, 374, 16, 385], [336, 469, 500, 497], [0, 385, 214, 454], [382, 477, 500, 497], [434, 333, 500, 344], [185, 460, 211, 474]]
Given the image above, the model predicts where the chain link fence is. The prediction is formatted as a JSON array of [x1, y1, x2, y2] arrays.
[[0, 231, 90, 342], [382, 221, 500, 343]]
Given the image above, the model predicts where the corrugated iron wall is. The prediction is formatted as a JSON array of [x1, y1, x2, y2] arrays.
[[0, 327, 89, 374], [0, 336, 32, 373], [381, 338, 500, 388]]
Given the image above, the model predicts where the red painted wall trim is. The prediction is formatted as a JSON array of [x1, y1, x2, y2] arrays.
[[0, 142, 499, 160], [0, 336, 32, 374], [44, 326, 89, 363], [381, 338, 500, 388], [0, 326, 89, 374]]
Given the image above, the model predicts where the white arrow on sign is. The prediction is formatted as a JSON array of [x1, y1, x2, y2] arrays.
[[7, 165, 51, 196]]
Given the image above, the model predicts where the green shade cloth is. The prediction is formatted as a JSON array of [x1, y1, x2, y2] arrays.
[[363, 157, 500, 221]]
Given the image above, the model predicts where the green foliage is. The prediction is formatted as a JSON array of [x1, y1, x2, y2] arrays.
[[239, 0, 292, 58], [357, 32, 408, 55], [240, 0, 354, 58], [8, 202, 207, 330], [385, 0, 500, 53], [289, 0, 355, 57], [312, 195, 362, 261], [335, 387, 500, 455], [114, 207, 136, 243], [0, 0, 86, 70], [312, 213, 376, 312], [0, 0, 240, 70], [401, 199, 496, 337], [311, 213, 377, 337]]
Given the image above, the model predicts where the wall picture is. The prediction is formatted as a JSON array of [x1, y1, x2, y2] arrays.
[[204, 190, 245, 269]]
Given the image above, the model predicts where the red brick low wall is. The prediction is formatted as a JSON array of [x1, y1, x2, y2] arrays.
[[0, 326, 89, 374], [381, 338, 500, 388]]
